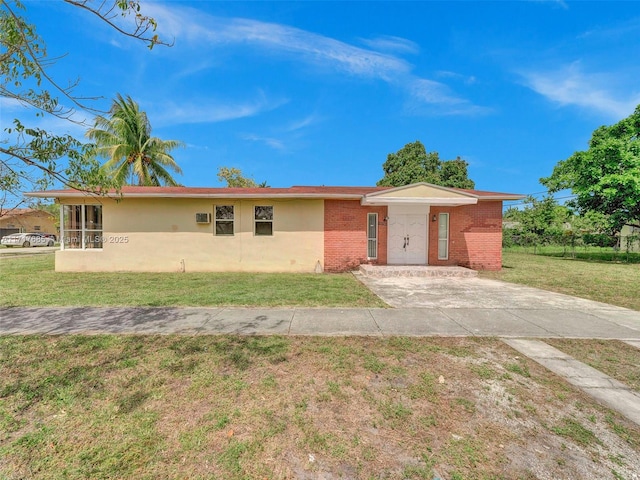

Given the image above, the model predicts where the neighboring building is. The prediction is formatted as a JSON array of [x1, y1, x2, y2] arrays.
[[0, 208, 58, 239], [619, 224, 640, 253], [26, 183, 524, 273]]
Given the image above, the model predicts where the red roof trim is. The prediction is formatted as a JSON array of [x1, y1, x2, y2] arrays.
[[0, 208, 53, 217]]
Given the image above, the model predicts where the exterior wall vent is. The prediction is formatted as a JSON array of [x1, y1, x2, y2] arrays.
[[195, 213, 211, 224]]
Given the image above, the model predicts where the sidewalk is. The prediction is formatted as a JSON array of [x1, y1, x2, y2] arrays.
[[1, 305, 639, 339], [505, 338, 640, 426], [2, 305, 640, 426]]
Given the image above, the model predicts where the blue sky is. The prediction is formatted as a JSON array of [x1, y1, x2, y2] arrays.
[[5, 1, 640, 206]]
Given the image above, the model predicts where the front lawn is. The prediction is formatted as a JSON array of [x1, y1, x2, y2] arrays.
[[0, 255, 386, 308], [480, 251, 640, 310], [1, 335, 639, 479]]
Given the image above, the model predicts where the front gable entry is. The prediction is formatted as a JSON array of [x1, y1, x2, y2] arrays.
[[361, 183, 478, 206], [325, 183, 508, 272]]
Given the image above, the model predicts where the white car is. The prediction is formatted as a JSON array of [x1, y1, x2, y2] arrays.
[[1, 233, 55, 248]]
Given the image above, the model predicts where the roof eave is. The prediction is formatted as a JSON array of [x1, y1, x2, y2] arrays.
[[478, 195, 527, 200], [24, 191, 366, 200]]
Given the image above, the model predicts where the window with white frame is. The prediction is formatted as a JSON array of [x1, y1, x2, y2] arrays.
[[254, 206, 273, 236], [367, 213, 378, 259], [215, 205, 234, 235], [62, 205, 103, 249], [438, 212, 449, 260]]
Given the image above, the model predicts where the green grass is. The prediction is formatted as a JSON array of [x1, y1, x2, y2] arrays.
[[480, 250, 640, 310], [0, 255, 386, 308], [551, 417, 602, 447], [504, 245, 640, 264], [505, 362, 531, 378]]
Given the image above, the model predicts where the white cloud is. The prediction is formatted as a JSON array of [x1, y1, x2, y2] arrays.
[[435, 71, 477, 85], [411, 79, 465, 106], [184, 143, 210, 151], [408, 79, 492, 116], [0, 97, 29, 112], [520, 63, 640, 119], [145, 3, 485, 116], [285, 114, 320, 132], [147, 4, 410, 81], [151, 94, 289, 127], [240, 134, 285, 151], [170, 60, 215, 81], [359, 35, 419, 55], [578, 16, 640, 41]]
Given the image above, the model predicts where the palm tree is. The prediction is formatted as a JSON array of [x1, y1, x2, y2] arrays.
[[87, 94, 183, 186]]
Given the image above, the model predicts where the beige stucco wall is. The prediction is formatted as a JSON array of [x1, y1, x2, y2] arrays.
[[55, 197, 325, 272]]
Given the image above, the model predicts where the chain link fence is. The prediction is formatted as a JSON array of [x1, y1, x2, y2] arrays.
[[503, 231, 640, 262]]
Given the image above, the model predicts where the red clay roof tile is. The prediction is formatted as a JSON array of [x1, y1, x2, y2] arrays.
[[26, 184, 523, 199]]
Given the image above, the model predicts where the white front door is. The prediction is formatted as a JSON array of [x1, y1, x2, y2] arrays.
[[387, 214, 427, 264]]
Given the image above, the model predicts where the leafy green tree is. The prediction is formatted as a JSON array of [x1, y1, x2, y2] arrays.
[[86, 94, 183, 186], [0, 0, 168, 212], [377, 140, 475, 189], [504, 197, 619, 249], [503, 195, 571, 248], [439, 157, 475, 189], [513, 196, 569, 237], [217, 167, 268, 188], [541, 104, 640, 233], [569, 210, 610, 234]]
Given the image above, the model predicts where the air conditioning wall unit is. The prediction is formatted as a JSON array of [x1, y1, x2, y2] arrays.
[[195, 213, 211, 224]]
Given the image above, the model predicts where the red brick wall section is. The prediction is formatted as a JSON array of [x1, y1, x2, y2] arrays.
[[324, 200, 388, 272], [428, 201, 503, 271]]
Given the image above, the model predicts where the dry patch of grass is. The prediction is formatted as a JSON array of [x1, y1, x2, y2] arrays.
[[546, 339, 640, 392], [481, 251, 640, 310], [1, 335, 639, 479]]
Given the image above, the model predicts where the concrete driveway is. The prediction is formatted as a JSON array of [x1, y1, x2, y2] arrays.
[[355, 273, 624, 309], [354, 273, 640, 336]]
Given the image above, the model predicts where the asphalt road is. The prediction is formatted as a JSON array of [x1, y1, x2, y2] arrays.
[[0, 246, 58, 257]]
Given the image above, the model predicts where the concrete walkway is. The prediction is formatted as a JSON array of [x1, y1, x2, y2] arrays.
[[1, 305, 639, 338], [504, 339, 640, 426]]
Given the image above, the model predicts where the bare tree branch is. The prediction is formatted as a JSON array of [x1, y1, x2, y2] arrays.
[[0, 0, 170, 203], [64, 0, 174, 48]]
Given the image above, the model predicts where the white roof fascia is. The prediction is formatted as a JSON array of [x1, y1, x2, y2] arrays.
[[361, 197, 478, 206]]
